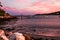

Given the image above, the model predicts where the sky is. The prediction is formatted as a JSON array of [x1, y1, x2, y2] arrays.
[[0, 0, 60, 15]]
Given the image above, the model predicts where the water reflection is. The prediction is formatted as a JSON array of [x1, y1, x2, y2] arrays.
[[0, 17, 60, 36]]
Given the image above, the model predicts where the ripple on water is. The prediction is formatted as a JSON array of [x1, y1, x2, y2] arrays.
[[0, 18, 60, 36]]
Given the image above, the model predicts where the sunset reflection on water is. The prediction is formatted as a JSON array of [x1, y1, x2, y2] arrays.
[[1, 16, 60, 37]]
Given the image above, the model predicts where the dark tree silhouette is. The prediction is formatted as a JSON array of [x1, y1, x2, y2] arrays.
[[0, 2, 5, 16], [0, 2, 3, 7]]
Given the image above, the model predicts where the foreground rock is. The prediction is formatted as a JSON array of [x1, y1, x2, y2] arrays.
[[0, 29, 32, 40], [0, 29, 9, 40]]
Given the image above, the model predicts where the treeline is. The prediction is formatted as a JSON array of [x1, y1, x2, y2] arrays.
[[0, 8, 5, 16]]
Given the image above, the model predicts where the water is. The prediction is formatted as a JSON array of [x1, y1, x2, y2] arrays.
[[0, 15, 60, 37]]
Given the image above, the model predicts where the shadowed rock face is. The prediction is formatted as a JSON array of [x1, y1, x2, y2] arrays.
[[0, 37, 4, 40], [23, 34, 31, 40]]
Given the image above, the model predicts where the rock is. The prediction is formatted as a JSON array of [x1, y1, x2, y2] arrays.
[[0, 29, 9, 40], [0, 37, 4, 40], [14, 32, 25, 40], [23, 34, 31, 40], [0, 29, 5, 36], [5, 27, 15, 32], [7, 33, 16, 40]]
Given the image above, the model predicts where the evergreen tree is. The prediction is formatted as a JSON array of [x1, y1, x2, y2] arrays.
[[0, 2, 5, 16], [0, 2, 3, 7]]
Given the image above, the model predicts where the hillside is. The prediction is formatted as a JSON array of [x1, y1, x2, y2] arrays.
[[34, 11, 60, 16], [0, 8, 6, 16]]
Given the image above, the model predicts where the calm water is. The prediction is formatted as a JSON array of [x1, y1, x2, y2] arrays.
[[0, 15, 60, 37]]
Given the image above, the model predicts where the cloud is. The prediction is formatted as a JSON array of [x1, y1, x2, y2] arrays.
[[0, 0, 60, 14]]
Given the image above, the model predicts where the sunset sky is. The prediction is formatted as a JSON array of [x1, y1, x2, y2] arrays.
[[0, 0, 60, 15]]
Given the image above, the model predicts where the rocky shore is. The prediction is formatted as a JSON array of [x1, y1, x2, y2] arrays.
[[0, 3, 17, 21], [0, 25, 60, 40]]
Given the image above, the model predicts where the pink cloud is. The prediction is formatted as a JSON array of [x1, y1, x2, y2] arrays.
[[1, 0, 60, 14]]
